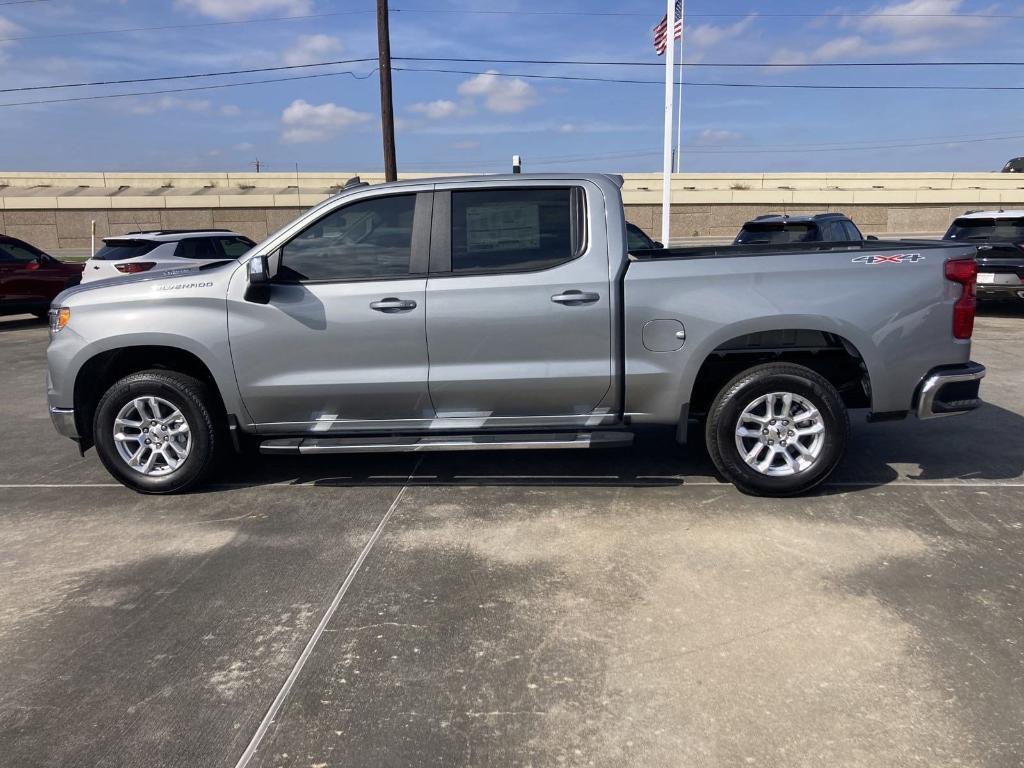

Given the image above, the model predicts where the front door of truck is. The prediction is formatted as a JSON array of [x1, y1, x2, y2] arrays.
[[424, 182, 613, 424], [227, 191, 435, 434]]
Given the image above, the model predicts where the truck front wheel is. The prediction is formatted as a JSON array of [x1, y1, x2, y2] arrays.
[[705, 363, 849, 497], [93, 370, 220, 494]]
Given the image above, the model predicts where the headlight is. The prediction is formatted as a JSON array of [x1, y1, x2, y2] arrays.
[[49, 307, 71, 337]]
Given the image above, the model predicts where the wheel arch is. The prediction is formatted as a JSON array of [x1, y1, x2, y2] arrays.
[[72, 343, 232, 447], [683, 320, 877, 432]]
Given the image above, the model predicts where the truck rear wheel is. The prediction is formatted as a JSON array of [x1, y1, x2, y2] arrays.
[[93, 370, 220, 494], [705, 363, 849, 497]]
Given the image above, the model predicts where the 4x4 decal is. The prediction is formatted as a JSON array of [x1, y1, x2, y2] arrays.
[[852, 253, 926, 265]]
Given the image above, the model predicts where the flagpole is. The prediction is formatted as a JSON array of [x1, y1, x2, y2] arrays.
[[674, 0, 685, 172], [660, 0, 676, 247]]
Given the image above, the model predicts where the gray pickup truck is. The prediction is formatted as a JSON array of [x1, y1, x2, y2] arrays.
[[46, 173, 985, 496]]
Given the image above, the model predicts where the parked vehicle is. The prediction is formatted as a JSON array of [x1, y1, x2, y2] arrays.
[[1001, 157, 1024, 173], [0, 235, 83, 320], [943, 210, 1024, 301], [733, 213, 872, 245], [80, 230, 255, 284], [46, 174, 984, 497], [626, 222, 663, 250]]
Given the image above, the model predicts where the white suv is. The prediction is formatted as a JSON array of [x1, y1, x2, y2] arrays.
[[81, 230, 255, 284]]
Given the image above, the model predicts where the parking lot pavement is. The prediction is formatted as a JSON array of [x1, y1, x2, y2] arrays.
[[1, 307, 1022, 767]]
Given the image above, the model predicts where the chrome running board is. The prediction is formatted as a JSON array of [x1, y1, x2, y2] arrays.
[[259, 431, 634, 455]]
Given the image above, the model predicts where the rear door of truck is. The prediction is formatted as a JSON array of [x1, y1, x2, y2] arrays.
[[424, 179, 614, 423]]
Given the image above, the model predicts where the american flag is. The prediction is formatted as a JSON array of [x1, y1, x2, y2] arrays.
[[653, 0, 683, 56]]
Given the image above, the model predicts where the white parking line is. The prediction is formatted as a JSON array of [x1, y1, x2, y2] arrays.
[[1, 479, 1024, 489], [232, 457, 421, 768]]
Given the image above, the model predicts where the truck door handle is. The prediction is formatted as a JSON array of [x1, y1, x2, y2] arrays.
[[370, 297, 417, 313], [551, 290, 600, 306]]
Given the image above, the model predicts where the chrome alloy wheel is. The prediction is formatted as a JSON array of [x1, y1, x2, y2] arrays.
[[734, 392, 826, 477], [112, 396, 192, 476]]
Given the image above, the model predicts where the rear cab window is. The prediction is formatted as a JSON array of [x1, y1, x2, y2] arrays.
[[450, 187, 586, 273], [92, 240, 161, 260], [734, 222, 819, 245], [944, 218, 1024, 242]]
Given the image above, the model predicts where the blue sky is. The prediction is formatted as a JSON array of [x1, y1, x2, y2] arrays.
[[0, 0, 1021, 173]]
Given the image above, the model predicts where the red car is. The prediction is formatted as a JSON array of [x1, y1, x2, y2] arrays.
[[0, 235, 84, 320]]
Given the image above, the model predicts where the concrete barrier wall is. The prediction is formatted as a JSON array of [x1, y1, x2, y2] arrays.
[[3, 171, 1023, 249]]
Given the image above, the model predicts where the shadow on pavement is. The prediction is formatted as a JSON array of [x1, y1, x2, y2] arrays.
[[206, 402, 1024, 495]]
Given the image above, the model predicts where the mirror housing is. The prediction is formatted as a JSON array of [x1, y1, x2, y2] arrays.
[[866, 235, 879, 241], [244, 254, 271, 304], [653, 240, 664, 249]]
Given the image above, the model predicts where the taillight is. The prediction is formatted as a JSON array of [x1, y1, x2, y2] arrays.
[[945, 257, 977, 340], [115, 262, 156, 274]]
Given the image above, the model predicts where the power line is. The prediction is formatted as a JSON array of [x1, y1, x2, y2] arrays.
[[401, 56, 1024, 69], [394, 65, 1024, 92], [404, 129, 1024, 169], [393, 7, 1024, 19], [8, 55, 1024, 96], [0, 58, 377, 94], [0, 0, 49, 5], [0, 68, 377, 109]]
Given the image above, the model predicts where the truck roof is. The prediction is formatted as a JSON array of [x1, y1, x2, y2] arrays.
[[331, 172, 627, 192]]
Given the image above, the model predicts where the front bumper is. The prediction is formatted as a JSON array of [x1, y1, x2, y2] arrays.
[[49, 406, 79, 439], [915, 362, 986, 420]]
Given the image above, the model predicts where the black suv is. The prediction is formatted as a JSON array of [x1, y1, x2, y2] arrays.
[[1001, 157, 1024, 173], [733, 213, 869, 245], [943, 211, 1024, 302]]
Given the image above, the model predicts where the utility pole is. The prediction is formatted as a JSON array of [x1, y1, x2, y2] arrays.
[[376, 0, 398, 181], [250, 158, 262, 173]]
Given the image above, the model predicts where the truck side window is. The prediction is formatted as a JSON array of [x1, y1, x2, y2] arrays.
[[278, 194, 416, 282], [450, 188, 584, 273]]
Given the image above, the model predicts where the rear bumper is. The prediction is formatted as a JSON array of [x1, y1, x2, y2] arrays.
[[915, 362, 986, 420], [976, 284, 1024, 300], [49, 406, 79, 439]]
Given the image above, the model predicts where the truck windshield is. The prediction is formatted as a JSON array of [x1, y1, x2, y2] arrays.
[[944, 218, 1024, 242], [734, 222, 817, 244]]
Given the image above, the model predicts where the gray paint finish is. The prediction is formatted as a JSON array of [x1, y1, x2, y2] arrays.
[[46, 173, 978, 448]]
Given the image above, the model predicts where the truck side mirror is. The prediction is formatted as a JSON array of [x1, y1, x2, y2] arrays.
[[244, 254, 271, 304], [866, 235, 879, 241]]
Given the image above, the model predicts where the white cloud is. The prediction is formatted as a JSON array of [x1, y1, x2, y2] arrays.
[[687, 14, 757, 49], [457, 71, 539, 114], [697, 129, 742, 146], [282, 34, 342, 66], [408, 99, 460, 120], [850, 0, 995, 35], [452, 139, 480, 150], [234, 142, 255, 152], [220, 104, 241, 116], [129, 96, 211, 115], [559, 123, 578, 134], [0, 16, 21, 62], [280, 99, 372, 143], [770, 0, 997, 64], [176, 0, 312, 21]]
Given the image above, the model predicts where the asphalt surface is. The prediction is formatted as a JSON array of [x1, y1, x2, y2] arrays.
[[0, 305, 1022, 768]]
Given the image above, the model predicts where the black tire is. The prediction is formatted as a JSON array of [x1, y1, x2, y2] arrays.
[[93, 370, 220, 494], [705, 363, 849, 497]]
